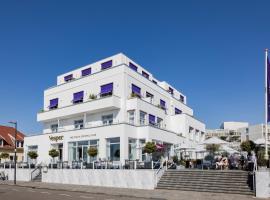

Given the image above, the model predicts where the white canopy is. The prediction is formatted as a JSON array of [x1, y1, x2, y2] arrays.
[[174, 143, 195, 150], [201, 137, 228, 145], [221, 145, 239, 154], [254, 138, 270, 145], [194, 145, 207, 153]]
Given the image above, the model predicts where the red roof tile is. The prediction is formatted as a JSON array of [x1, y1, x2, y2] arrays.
[[0, 125, 25, 148]]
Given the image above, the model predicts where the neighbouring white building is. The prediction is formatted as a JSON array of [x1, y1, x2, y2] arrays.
[[206, 122, 248, 150], [24, 53, 205, 165], [239, 124, 270, 143]]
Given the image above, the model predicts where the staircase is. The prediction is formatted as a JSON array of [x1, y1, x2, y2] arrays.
[[156, 170, 254, 195], [31, 166, 42, 182]]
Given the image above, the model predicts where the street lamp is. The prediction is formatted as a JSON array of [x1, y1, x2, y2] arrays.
[[8, 121, 17, 185]]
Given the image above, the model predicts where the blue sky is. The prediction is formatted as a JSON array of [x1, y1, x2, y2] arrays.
[[0, 0, 269, 134]]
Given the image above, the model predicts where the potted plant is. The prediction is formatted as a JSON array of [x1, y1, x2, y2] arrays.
[[0, 152, 9, 163], [87, 147, 98, 160], [27, 151, 38, 167], [143, 142, 157, 168], [89, 94, 97, 100], [49, 149, 60, 167]]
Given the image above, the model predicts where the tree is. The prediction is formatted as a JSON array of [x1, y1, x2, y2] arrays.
[[240, 140, 256, 153], [144, 142, 157, 154], [206, 144, 220, 154], [143, 142, 157, 161], [27, 151, 38, 163], [87, 147, 98, 161], [49, 149, 60, 163], [0, 152, 9, 162], [256, 149, 268, 166]]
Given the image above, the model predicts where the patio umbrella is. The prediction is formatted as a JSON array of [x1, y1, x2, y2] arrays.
[[201, 137, 228, 145], [220, 145, 239, 154]]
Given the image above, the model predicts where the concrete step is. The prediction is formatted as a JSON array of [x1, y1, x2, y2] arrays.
[[157, 182, 250, 189], [160, 176, 248, 182], [156, 186, 254, 195], [158, 180, 248, 186]]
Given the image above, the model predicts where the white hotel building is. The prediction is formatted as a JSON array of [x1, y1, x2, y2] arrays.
[[24, 53, 205, 165]]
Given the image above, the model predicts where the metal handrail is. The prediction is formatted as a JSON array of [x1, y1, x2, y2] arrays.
[[31, 165, 41, 181]]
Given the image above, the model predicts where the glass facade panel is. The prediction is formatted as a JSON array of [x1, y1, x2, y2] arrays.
[[107, 137, 120, 161]]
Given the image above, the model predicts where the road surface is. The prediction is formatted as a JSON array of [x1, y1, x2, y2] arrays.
[[0, 184, 159, 200]]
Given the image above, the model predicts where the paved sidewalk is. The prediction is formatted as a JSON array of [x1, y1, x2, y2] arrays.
[[0, 181, 260, 200]]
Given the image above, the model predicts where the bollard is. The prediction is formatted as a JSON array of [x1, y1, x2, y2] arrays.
[[134, 161, 137, 170], [151, 161, 154, 169]]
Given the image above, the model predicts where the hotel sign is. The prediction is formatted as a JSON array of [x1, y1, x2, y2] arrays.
[[70, 134, 96, 140], [49, 135, 64, 142]]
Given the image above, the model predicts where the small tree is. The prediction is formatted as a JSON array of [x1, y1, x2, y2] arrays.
[[240, 140, 256, 153], [49, 149, 60, 163], [0, 152, 9, 162], [87, 147, 98, 161], [144, 142, 157, 161], [27, 151, 38, 163], [257, 149, 268, 167], [206, 144, 220, 155]]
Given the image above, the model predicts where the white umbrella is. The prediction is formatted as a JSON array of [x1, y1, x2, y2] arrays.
[[174, 143, 195, 150], [221, 145, 239, 154], [201, 137, 228, 145], [254, 138, 270, 145], [194, 145, 206, 153]]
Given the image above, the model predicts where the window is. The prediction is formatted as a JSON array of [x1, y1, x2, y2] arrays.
[[180, 95, 185, 103], [101, 60, 112, 70], [149, 114, 156, 125], [73, 91, 84, 104], [142, 71, 149, 79], [175, 108, 182, 115], [139, 111, 146, 125], [152, 80, 157, 84], [157, 117, 163, 128], [160, 99, 166, 110], [146, 92, 153, 99], [107, 137, 120, 161], [49, 98, 58, 109], [64, 74, 73, 82], [131, 84, 141, 97], [128, 138, 137, 159], [100, 83, 113, 97], [102, 114, 113, 125], [74, 119, 84, 129], [189, 126, 194, 133], [129, 62, 137, 71], [51, 124, 58, 133], [128, 110, 135, 124], [81, 68, 91, 77], [0, 139, 3, 147], [168, 87, 174, 94]]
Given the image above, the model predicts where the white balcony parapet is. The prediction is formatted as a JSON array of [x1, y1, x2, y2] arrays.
[[37, 95, 121, 122]]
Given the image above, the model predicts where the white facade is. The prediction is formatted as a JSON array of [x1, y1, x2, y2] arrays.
[[24, 53, 205, 164], [239, 124, 270, 142]]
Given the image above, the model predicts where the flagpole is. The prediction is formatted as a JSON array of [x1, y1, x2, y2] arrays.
[[265, 48, 269, 160]]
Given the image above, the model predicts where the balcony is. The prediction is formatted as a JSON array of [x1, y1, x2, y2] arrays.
[[37, 95, 121, 122]]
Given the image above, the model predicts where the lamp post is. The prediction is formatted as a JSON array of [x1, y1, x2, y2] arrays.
[[9, 121, 17, 185]]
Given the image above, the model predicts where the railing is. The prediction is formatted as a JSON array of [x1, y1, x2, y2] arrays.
[[155, 160, 166, 186], [31, 165, 42, 181]]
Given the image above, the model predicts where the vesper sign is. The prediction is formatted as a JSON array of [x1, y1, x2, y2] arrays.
[[49, 135, 64, 142]]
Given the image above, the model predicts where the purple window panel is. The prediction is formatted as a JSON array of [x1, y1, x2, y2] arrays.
[[101, 60, 112, 70], [64, 74, 73, 82], [49, 98, 58, 109], [160, 99, 166, 108], [132, 84, 141, 96], [73, 91, 84, 103], [142, 71, 149, 79], [149, 114, 156, 124], [175, 108, 182, 114], [100, 83, 113, 94], [129, 62, 138, 71], [82, 68, 91, 76]]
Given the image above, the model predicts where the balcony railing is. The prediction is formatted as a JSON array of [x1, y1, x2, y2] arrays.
[[37, 95, 121, 122]]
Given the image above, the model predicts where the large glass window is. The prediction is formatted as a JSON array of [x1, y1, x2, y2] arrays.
[[139, 111, 146, 125], [128, 138, 137, 160], [68, 140, 99, 162], [102, 114, 113, 125], [74, 119, 84, 129], [107, 137, 120, 161], [128, 110, 135, 124]]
